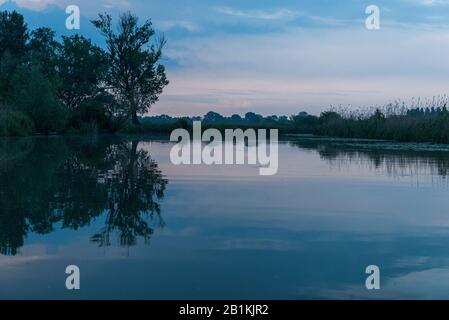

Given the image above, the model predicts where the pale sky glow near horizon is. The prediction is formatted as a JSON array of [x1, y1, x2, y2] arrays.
[[2, 0, 449, 117]]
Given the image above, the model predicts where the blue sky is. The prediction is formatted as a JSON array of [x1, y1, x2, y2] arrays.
[[2, 0, 449, 116]]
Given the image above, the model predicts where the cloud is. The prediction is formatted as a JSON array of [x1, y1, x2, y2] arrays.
[[215, 6, 299, 20], [157, 20, 200, 32], [409, 0, 449, 5], [3, 0, 130, 12], [12, 0, 61, 11], [307, 15, 353, 27], [320, 267, 449, 300], [157, 26, 449, 116]]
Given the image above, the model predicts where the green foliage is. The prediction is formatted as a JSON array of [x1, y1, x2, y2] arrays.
[[312, 106, 449, 144], [0, 10, 28, 59], [0, 11, 28, 103], [0, 9, 169, 135], [28, 27, 60, 77], [291, 114, 319, 133], [0, 109, 34, 136], [0, 53, 21, 103], [10, 64, 68, 133], [68, 97, 109, 132], [57, 35, 108, 110]]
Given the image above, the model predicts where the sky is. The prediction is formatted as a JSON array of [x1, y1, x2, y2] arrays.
[[2, 0, 449, 116]]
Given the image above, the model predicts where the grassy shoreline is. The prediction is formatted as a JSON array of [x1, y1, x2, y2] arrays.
[[5, 130, 449, 154]]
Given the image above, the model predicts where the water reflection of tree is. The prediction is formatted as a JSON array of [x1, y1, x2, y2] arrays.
[[289, 138, 449, 181], [0, 136, 167, 256], [91, 141, 166, 247]]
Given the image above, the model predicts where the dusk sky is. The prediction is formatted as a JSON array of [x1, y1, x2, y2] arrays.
[[2, 0, 449, 116]]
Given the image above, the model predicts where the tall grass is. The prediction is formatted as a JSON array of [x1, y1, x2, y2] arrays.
[[315, 96, 449, 143]]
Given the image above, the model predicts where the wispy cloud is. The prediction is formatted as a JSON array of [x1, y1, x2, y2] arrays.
[[1, 0, 131, 12], [215, 6, 299, 20], [13, 0, 60, 11], [308, 15, 353, 27], [409, 0, 449, 6], [157, 20, 200, 32]]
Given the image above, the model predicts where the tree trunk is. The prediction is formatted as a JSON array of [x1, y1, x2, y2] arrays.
[[131, 112, 140, 126]]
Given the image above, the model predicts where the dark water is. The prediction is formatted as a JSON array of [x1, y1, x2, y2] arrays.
[[2, 135, 449, 299]]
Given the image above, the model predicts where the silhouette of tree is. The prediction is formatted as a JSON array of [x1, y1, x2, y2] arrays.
[[92, 12, 169, 126]]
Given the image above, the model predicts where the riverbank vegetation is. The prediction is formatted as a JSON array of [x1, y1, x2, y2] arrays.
[[135, 98, 449, 145], [0, 10, 168, 136], [308, 97, 449, 144], [2, 10, 449, 145]]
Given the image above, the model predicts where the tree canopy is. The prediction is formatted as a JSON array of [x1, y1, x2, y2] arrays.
[[0, 10, 169, 135], [92, 12, 169, 125]]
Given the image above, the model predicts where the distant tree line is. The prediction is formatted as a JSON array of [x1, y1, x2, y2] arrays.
[[0, 10, 168, 136], [135, 111, 295, 133], [134, 100, 449, 145]]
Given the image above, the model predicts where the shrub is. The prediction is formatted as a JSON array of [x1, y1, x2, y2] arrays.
[[10, 63, 68, 133], [68, 98, 109, 131], [0, 110, 34, 136]]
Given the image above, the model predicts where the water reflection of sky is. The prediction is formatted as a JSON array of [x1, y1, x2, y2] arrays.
[[2, 137, 449, 299]]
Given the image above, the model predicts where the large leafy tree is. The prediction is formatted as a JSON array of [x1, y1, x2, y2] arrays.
[[0, 10, 28, 103], [28, 27, 60, 77], [92, 12, 169, 126], [57, 35, 108, 110], [0, 10, 28, 59]]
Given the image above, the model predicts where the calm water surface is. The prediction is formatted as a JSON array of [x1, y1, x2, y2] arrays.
[[1, 135, 449, 299]]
